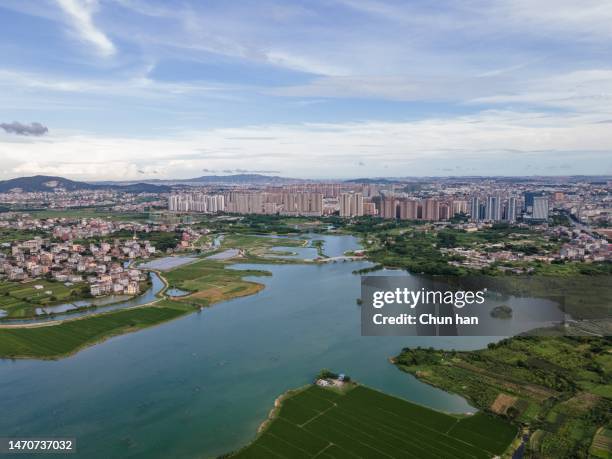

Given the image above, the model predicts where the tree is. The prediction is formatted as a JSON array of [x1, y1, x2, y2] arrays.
[[436, 231, 458, 248]]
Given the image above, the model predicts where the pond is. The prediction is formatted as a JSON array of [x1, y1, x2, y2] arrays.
[[166, 288, 191, 297], [206, 249, 240, 260], [139, 256, 199, 271]]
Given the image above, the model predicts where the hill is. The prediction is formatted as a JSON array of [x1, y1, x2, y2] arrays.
[[344, 177, 401, 184], [0, 176, 169, 193], [95, 173, 305, 187], [113, 182, 170, 193]]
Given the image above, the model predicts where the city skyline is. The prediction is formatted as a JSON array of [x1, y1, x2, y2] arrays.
[[1, 0, 612, 180]]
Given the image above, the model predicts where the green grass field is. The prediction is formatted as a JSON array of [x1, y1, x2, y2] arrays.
[[0, 300, 194, 358], [221, 234, 307, 257], [28, 208, 148, 222], [0, 228, 47, 243], [232, 385, 516, 458], [163, 259, 270, 307]]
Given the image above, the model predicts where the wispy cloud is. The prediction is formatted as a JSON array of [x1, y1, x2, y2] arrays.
[[1, 109, 610, 180], [55, 0, 115, 56], [266, 67, 612, 117], [202, 168, 281, 174], [0, 69, 240, 98], [0, 0, 610, 178]]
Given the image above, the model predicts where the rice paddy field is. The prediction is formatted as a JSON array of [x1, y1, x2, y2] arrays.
[[232, 384, 517, 458], [0, 300, 193, 358]]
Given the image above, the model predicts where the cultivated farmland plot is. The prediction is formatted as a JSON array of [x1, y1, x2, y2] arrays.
[[232, 385, 517, 458]]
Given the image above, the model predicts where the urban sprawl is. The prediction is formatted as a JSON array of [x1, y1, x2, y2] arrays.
[[1, 177, 610, 304]]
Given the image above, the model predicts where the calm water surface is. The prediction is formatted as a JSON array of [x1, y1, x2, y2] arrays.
[[139, 256, 198, 271], [0, 235, 503, 458], [206, 249, 240, 260]]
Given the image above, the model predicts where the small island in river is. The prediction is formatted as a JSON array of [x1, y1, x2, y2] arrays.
[[490, 304, 513, 319]]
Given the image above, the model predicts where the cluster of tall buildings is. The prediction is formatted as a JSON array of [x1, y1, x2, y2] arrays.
[[168, 193, 225, 213], [169, 191, 324, 216], [374, 197, 468, 221], [469, 193, 549, 222], [339, 193, 364, 217], [524, 192, 550, 220], [470, 196, 518, 222], [168, 188, 551, 222]]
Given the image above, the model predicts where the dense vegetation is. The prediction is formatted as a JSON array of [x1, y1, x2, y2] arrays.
[[395, 336, 612, 458], [112, 229, 183, 252], [28, 208, 149, 221], [0, 227, 47, 244]]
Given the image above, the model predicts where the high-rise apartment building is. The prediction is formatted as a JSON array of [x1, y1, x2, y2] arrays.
[[485, 196, 501, 221], [507, 197, 517, 222], [168, 193, 225, 213], [363, 201, 377, 216], [438, 202, 450, 221], [470, 197, 480, 222], [340, 193, 363, 217], [398, 199, 418, 220], [422, 198, 440, 221], [452, 200, 468, 216], [225, 192, 264, 214], [532, 196, 549, 220], [379, 197, 397, 219]]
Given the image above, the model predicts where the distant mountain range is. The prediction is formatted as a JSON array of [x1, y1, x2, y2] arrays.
[[344, 178, 402, 184], [98, 173, 307, 186], [0, 176, 170, 193], [1, 174, 609, 193], [175, 173, 307, 185]]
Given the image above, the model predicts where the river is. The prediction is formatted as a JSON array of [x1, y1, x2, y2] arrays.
[[0, 235, 546, 458]]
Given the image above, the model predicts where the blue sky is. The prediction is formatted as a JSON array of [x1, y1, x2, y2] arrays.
[[0, 0, 611, 180]]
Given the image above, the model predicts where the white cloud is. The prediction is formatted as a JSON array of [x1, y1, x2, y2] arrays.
[[337, 0, 612, 41], [269, 68, 612, 117], [490, 0, 612, 40], [0, 69, 239, 99], [55, 0, 115, 57], [466, 69, 612, 114], [264, 51, 349, 77], [0, 0, 610, 181], [1, 109, 610, 180]]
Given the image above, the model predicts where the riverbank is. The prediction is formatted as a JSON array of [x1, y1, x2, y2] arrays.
[[0, 300, 195, 359], [0, 234, 315, 358], [0, 260, 268, 358]]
